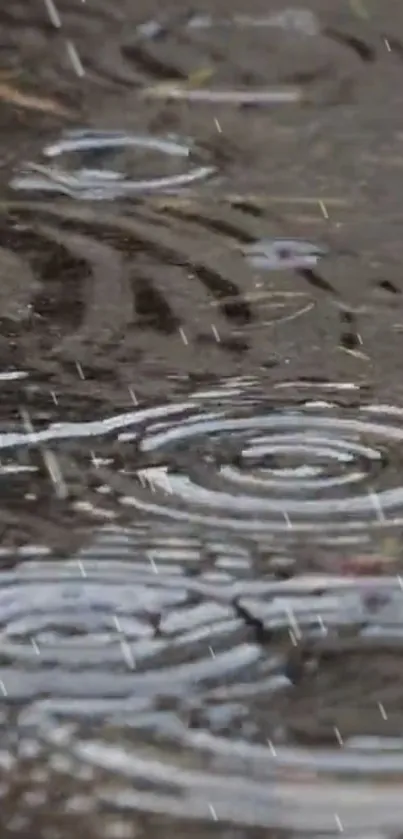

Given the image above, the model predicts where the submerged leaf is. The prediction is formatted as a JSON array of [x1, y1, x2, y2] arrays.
[[186, 67, 215, 88]]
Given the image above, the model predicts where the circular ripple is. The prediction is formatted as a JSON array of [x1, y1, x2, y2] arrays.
[[109, 399, 403, 539], [11, 130, 216, 199], [0, 524, 265, 711], [8, 552, 403, 834]]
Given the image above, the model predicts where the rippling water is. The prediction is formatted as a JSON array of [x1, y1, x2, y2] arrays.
[[113, 396, 403, 537], [3, 382, 403, 836], [11, 129, 216, 198], [3, 0, 403, 837]]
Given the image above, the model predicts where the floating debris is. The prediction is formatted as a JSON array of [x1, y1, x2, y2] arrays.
[[185, 66, 216, 87], [141, 85, 303, 105], [186, 8, 320, 36]]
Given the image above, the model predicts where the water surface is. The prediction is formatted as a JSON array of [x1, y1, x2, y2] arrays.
[[2, 1, 403, 837]]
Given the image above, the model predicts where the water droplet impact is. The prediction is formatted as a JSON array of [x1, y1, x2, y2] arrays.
[[95, 394, 403, 543]]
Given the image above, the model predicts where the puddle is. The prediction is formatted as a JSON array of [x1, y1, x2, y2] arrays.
[[3, 0, 403, 836], [3, 525, 403, 834]]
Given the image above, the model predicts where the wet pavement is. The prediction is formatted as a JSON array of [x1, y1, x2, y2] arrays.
[[3, 1, 403, 837]]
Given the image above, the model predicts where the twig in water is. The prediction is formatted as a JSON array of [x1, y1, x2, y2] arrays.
[[0, 78, 73, 117], [141, 84, 303, 105]]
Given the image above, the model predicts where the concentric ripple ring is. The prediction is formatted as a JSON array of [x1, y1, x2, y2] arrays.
[[110, 401, 403, 536], [11, 130, 216, 198]]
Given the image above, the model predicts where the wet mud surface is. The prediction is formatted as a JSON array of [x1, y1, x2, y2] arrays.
[[3, 1, 403, 837]]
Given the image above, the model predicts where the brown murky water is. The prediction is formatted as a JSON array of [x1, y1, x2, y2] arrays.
[[3, 1, 403, 836]]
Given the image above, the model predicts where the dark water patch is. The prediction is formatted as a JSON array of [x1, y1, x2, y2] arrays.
[[157, 207, 257, 245], [323, 29, 376, 63], [226, 199, 265, 218], [190, 263, 252, 328], [298, 267, 338, 298], [377, 279, 401, 295], [120, 43, 187, 82], [34, 221, 134, 340], [2, 199, 288, 355], [134, 274, 180, 334], [339, 309, 362, 353]]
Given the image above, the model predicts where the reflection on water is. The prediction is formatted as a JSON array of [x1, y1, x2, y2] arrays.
[[3, 519, 403, 834], [3, 0, 403, 836], [3, 384, 403, 835]]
